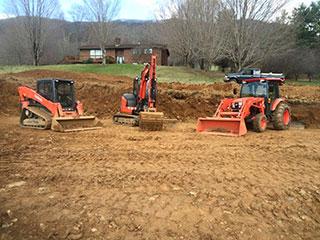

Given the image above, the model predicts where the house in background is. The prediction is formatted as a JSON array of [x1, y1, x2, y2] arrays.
[[79, 39, 170, 66]]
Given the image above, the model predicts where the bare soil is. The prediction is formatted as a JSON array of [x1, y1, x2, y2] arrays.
[[1, 118, 320, 240], [1, 69, 320, 127], [1, 70, 320, 239]]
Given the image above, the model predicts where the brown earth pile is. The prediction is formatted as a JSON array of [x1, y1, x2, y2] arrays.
[[1, 69, 320, 128]]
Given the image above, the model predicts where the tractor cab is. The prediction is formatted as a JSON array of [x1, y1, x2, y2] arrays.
[[240, 80, 280, 99], [240, 80, 282, 115], [37, 79, 76, 111]]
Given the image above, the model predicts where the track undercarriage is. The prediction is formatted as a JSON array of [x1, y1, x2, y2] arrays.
[[113, 111, 164, 131]]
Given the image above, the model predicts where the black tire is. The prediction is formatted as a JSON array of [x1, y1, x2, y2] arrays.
[[273, 102, 291, 130], [224, 77, 237, 83], [236, 78, 242, 84], [253, 113, 267, 132]]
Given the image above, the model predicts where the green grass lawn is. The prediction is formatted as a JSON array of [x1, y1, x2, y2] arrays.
[[0, 64, 319, 85], [0, 64, 223, 84], [286, 79, 320, 86]]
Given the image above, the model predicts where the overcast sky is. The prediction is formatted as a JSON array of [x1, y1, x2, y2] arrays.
[[0, 0, 315, 21]]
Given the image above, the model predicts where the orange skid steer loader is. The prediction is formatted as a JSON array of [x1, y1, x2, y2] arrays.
[[197, 78, 291, 136], [18, 79, 102, 132]]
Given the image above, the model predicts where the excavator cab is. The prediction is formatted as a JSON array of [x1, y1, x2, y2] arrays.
[[37, 79, 76, 111], [121, 77, 140, 112]]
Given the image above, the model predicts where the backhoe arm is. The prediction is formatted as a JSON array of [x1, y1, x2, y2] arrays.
[[137, 55, 157, 109], [138, 64, 150, 101]]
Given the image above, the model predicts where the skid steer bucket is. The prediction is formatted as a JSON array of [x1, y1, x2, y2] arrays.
[[196, 117, 247, 136], [51, 116, 102, 132], [139, 112, 164, 131]]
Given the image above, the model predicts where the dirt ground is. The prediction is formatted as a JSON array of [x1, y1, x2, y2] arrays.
[[0, 70, 320, 239], [1, 118, 320, 240]]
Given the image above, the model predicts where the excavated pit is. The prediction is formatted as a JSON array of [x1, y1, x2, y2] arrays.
[[1, 69, 320, 128]]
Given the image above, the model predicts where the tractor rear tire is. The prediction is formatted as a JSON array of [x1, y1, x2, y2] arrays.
[[253, 113, 267, 133], [273, 102, 291, 130]]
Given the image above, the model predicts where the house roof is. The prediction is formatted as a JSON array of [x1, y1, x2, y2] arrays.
[[79, 43, 168, 50]]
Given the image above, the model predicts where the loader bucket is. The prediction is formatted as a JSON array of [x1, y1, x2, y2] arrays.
[[196, 117, 247, 136], [51, 116, 102, 132], [139, 112, 164, 131]]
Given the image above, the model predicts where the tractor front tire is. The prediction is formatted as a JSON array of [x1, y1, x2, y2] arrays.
[[253, 113, 267, 133], [273, 103, 291, 130]]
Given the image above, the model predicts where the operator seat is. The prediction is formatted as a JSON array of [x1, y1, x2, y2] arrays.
[[123, 93, 137, 107]]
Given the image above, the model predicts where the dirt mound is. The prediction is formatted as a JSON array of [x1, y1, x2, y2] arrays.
[[0, 81, 20, 115], [1, 69, 320, 128], [11, 69, 131, 86], [291, 103, 320, 128], [283, 85, 320, 102]]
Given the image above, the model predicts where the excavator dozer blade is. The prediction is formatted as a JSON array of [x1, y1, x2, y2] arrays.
[[51, 116, 103, 132], [196, 117, 247, 136], [139, 112, 164, 131]]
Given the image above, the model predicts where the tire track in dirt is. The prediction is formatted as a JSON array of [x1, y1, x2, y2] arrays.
[[1, 117, 320, 239]]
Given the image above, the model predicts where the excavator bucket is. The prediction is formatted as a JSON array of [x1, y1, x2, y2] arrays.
[[51, 116, 102, 132], [139, 112, 164, 131], [196, 117, 247, 136]]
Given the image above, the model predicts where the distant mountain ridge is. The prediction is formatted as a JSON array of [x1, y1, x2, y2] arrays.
[[113, 19, 155, 24], [0, 16, 154, 25]]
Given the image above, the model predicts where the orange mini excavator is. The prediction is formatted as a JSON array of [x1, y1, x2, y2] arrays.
[[18, 79, 102, 132], [113, 55, 164, 131]]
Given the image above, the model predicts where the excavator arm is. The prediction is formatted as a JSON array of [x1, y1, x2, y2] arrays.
[[137, 55, 163, 130], [137, 55, 157, 110], [147, 55, 157, 109]]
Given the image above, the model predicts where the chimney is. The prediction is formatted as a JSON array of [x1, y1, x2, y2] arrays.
[[115, 38, 121, 46]]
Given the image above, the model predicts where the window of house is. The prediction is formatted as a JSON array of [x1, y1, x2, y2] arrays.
[[90, 50, 103, 59], [144, 48, 152, 54], [133, 48, 143, 55]]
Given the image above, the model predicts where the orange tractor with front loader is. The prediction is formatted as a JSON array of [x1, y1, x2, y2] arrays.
[[197, 77, 291, 136]]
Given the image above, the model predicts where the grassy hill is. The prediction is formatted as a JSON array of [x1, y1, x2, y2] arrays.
[[0, 64, 224, 84], [0, 64, 319, 85]]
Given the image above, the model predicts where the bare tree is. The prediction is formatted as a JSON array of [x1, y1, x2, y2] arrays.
[[220, 0, 291, 70], [79, 0, 121, 64], [0, 19, 30, 65], [69, 4, 87, 23], [5, 0, 61, 65], [159, 0, 225, 70]]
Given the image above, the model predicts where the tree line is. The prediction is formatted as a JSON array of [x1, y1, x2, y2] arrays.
[[0, 0, 319, 79]]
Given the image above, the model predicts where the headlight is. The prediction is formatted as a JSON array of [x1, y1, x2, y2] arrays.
[[231, 101, 243, 109], [224, 76, 229, 82]]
